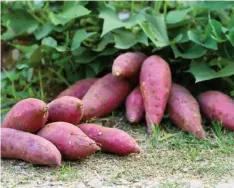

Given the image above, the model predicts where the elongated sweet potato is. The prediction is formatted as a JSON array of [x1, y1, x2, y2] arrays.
[[56, 78, 98, 99], [82, 73, 131, 120], [48, 96, 83, 124], [78, 123, 140, 155], [125, 87, 144, 123], [112, 52, 146, 78], [140, 55, 172, 133], [168, 84, 206, 139], [1, 128, 61, 166], [199, 91, 234, 130], [2, 98, 48, 133], [37, 122, 99, 160]]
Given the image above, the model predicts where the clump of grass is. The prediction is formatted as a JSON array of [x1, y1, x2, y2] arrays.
[[54, 163, 81, 181], [212, 120, 223, 139]]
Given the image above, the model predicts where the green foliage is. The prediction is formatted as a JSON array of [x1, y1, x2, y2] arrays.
[[187, 58, 234, 83], [1, 1, 234, 117]]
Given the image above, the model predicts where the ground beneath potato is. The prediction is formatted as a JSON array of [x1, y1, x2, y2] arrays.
[[1, 117, 234, 188]]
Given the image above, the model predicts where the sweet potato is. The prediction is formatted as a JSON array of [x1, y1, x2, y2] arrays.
[[37, 122, 100, 160], [199, 91, 234, 130], [1, 128, 61, 166], [140, 55, 172, 133], [112, 52, 146, 78], [82, 73, 131, 120], [2, 98, 48, 133], [56, 78, 98, 99], [168, 84, 206, 139], [125, 87, 144, 123], [78, 123, 140, 155], [48, 96, 83, 124]]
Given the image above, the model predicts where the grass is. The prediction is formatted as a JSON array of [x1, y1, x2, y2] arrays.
[[1, 114, 234, 188]]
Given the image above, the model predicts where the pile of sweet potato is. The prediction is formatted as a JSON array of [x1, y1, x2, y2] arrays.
[[1, 52, 234, 166]]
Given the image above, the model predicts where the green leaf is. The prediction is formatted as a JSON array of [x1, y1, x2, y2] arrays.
[[173, 31, 189, 44], [188, 30, 217, 50], [30, 45, 50, 64], [55, 46, 68, 52], [1, 27, 17, 40], [209, 58, 232, 68], [166, 8, 190, 24], [113, 29, 148, 49], [99, 48, 118, 56], [10, 10, 39, 33], [171, 44, 207, 59], [146, 14, 169, 45], [74, 48, 118, 64], [1, 80, 7, 90], [228, 12, 234, 29], [71, 29, 96, 51], [2, 10, 39, 40], [28, 1, 45, 10], [89, 59, 111, 74], [187, 59, 234, 82], [208, 19, 226, 42], [11, 44, 39, 59], [41, 37, 57, 47], [99, 6, 145, 37], [139, 14, 169, 48], [66, 68, 85, 83], [226, 27, 234, 47], [219, 42, 234, 61], [185, 1, 234, 10], [26, 68, 34, 82], [16, 64, 29, 70], [2, 69, 19, 82], [167, 18, 192, 29], [86, 66, 96, 78], [89, 61, 101, 74], [49, 3, 90, 26], [72, 47, 87, 56], [34, 21, 54, 40], [93, 34, 114, 52]]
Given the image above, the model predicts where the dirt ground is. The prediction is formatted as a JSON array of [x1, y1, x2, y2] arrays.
[[1, 117, 234, 188]]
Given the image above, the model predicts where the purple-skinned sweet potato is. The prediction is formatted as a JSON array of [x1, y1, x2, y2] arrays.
[[125, 87, 144, 123], [48, 96, 83, 124], [56, 78, 98, 99], [168, 84, 206, 139], [112, 52, 147, 78], [2, 98, 48, 133], [82, 73, 131, 120], [140, 55, 172, 133], [1, 128, 61, 166], [199, 91, 234, 130], [37, 122, 100, 160], [78, 123, 140, 155]]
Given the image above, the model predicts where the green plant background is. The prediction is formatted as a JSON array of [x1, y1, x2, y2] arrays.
[[1, 1, 234, 119]]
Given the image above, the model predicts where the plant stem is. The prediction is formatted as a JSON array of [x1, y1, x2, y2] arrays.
[[43, 1, 49, 11], [3, 69, 17, 99], [49, 68, 70, 86], [39, 11, 48, 21], [131, 0, 134, 16], [38, 68, 45, 100], [26, 1, 44, 24], [163, 1, 168, 17], [155, 1, 163, 13], [223, 44, 230, 59]]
